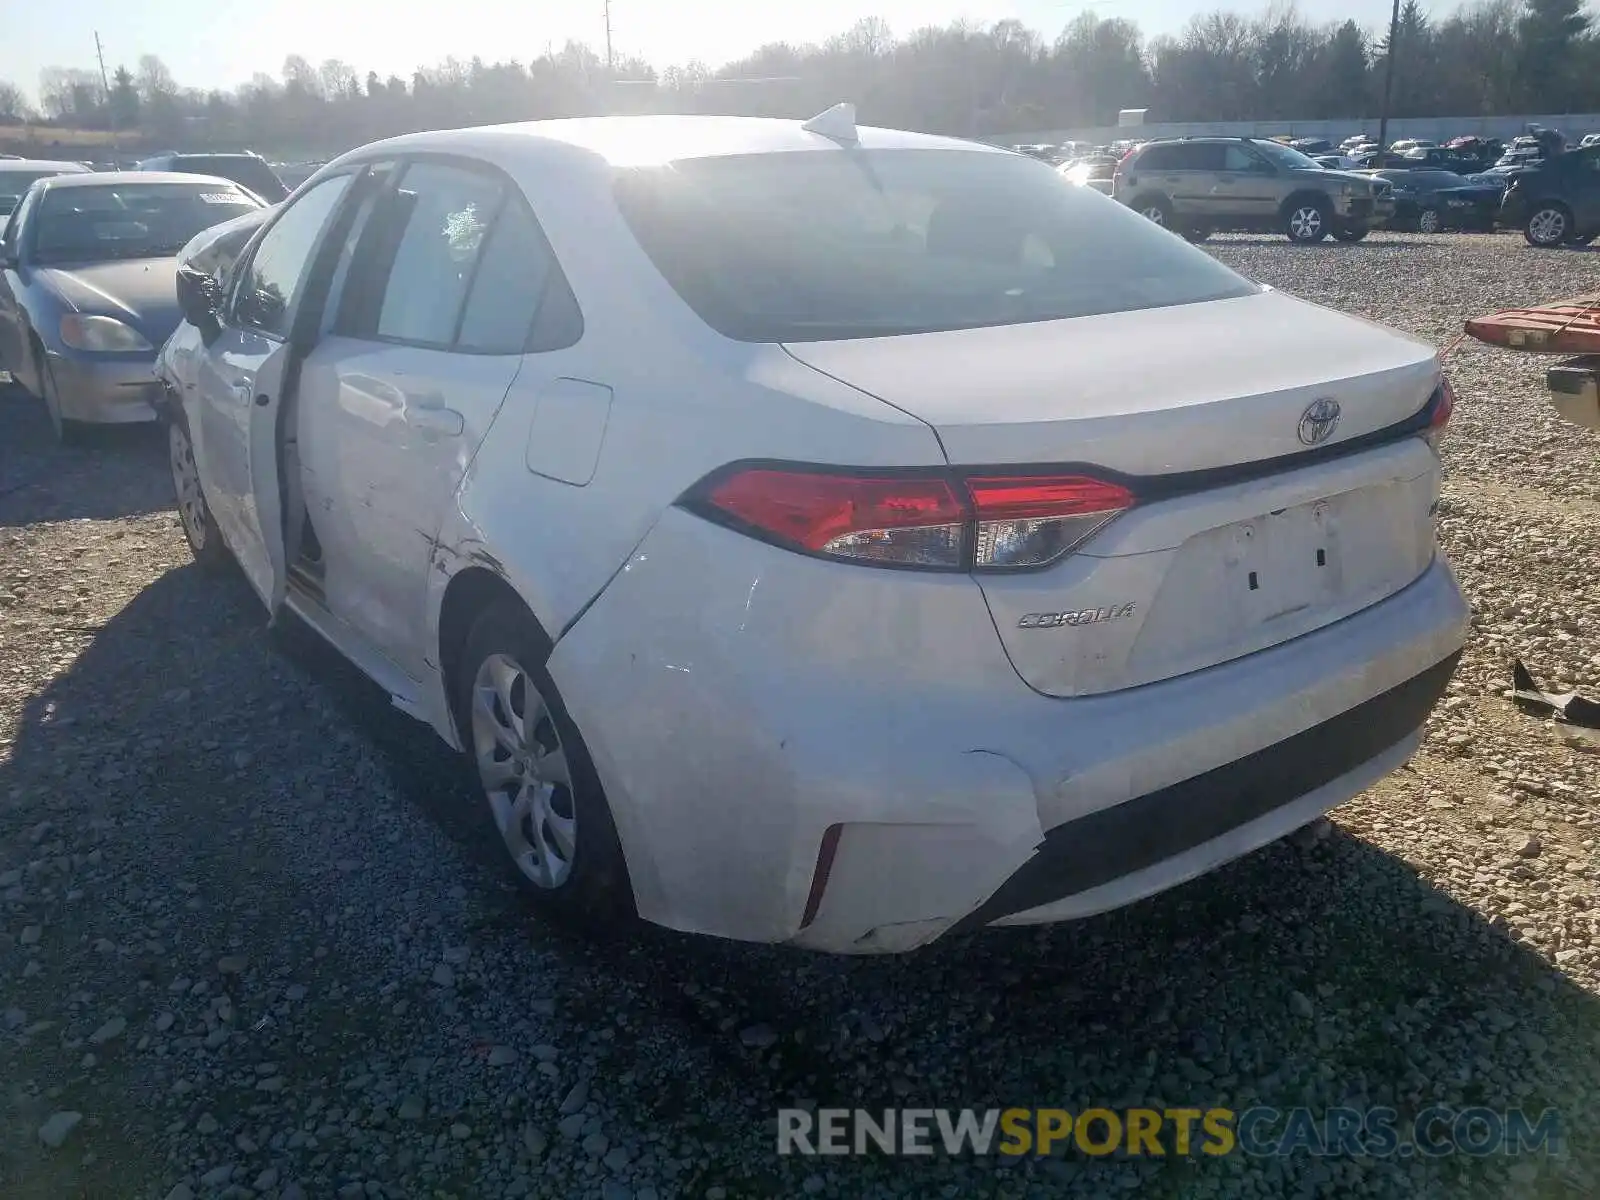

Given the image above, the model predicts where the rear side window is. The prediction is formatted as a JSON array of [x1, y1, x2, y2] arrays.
[[340, 159, 582, 354], [614, 148, 1257, 343], [455, 201, 556, 353], [373, 162, 501, 346], [1133, 144, 1177, 170]]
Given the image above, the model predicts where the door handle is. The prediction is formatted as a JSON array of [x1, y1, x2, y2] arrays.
[[229, 381, 255, 404], [405, 406, 464, 438]]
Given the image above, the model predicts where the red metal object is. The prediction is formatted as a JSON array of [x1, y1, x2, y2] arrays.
[[1464, 293, 1600, 355]]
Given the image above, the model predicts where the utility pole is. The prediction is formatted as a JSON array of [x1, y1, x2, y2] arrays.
[[94, 32, 111, 104], [1375, 0, 1401, 168], [603, 0, 614, 73]]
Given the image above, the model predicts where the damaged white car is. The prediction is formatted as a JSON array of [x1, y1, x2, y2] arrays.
[[155, 110, 1469, 953]]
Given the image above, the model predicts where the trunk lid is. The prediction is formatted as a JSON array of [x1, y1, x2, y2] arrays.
[[784, 290, 1444, 697]]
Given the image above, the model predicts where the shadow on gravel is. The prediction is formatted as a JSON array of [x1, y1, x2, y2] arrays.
[[0, 385, 172, 527], [5, 556, 1600, 1195]]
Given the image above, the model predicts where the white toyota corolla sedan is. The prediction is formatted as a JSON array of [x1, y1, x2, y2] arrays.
[[156, 107, 1469, 954]]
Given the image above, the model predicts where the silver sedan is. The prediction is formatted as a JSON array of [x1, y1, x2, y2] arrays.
[[0, 171, 263, 442]]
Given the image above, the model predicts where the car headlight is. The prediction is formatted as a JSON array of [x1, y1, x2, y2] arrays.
[[59, 314, 153, 353]]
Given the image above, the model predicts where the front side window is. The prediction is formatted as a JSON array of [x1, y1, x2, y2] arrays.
[[1251, 141, 1323, 171], [232, 174, 352, 338], [30, 182, 262, 265], [615, 148, 1258, 343]]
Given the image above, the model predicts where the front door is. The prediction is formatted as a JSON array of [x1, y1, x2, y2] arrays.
[[194, 172, 356, 608], [1213, 144, 1280, 222]]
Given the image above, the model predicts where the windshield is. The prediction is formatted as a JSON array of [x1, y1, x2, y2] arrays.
[[32, 182, 262, 265], [613, 149, 1257, 343], [1251, 141, 1323, 170]]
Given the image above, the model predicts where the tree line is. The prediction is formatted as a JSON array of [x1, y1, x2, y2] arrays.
[[0, 0, 1596, 153]]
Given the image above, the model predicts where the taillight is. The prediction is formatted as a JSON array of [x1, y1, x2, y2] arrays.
[[967, 475, 1133, 568], [1424, 376, 1455, 451], [689, 467, 1133, 571]]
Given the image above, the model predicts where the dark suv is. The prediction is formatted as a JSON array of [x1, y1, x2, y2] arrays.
[[1498, 145, 1600, 247], [134, 152, 289, 203], [1113, 137, 1395, 243]]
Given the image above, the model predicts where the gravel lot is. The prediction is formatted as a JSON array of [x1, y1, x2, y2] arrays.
[[3, 230, 1600, 1199]]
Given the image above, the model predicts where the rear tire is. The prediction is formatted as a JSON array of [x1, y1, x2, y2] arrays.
[[1285, 199, 1330, 243], [455, 599, 633, 926], [167, 414, 231, 572], [1130, 195, 1174, 229], [1525, 203, 1571, 248]]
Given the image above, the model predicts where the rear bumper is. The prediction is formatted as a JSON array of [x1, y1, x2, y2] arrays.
[[45, 351, 161, 424], [552, 507, 1469, 954]]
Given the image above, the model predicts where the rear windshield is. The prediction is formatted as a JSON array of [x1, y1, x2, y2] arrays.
[[172, 156, 288, 202], [33, 182, 262, 265], [613, 149, 1257, 343]]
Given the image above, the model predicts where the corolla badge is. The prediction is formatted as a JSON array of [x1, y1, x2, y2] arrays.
[[1297, 397, 1341, 446]]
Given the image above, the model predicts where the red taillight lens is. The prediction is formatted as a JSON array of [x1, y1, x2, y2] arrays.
[[968, 475, 1135, 568], [694, 468, 1133, 571], [704, 469, 968, 567], [1424, 376, 1455, 451]]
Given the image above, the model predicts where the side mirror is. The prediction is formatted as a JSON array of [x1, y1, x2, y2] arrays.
[[177, 269, 223, 344]]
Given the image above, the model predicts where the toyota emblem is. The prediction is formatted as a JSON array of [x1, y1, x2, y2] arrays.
[[1297, 397, 1341, 446]]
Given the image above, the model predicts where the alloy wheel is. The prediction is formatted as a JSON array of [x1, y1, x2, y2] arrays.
[[1289, 206, 1324, 241], [470, 652, 578, 889], [1529, 207, 1567, 246], [1417, 209, 1442, 234], [1140, 205, 1166, 226]]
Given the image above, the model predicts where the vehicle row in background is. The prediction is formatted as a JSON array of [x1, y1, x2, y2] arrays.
[[1055, 133, 1599, 247], [0, 172, 265, 440]]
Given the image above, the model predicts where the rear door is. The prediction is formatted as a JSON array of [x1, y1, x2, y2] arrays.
[[296, 157, 585, 680], [1572, 148, 1600, 225]]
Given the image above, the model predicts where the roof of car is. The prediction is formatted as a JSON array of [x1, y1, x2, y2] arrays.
[[0, 159, 92, 173], [37, 170, 248, 190], [349, 114, 1006, 169]]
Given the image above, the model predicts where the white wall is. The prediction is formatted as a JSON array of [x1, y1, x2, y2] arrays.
[[994, 113, 1600, 148]]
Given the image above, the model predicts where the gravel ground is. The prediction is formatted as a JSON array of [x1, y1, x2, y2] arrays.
[[3, 230, 1600, 1199]]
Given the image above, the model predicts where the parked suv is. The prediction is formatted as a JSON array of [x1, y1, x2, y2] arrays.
[[135, 151, 289, 202], [1498, 144, 1600, 247], [1114, 137, 1395, 243]]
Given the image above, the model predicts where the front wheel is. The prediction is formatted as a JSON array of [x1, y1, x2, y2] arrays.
[[1525, 204, 1571, 247], [1285, 201, 1329, 243], [168, 417, 231, 572], [456, 600, 633, 925], [1416, 208, 1443, 234]]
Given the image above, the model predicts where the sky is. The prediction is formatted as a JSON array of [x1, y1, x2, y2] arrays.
[[16, 0, 1407, 99]]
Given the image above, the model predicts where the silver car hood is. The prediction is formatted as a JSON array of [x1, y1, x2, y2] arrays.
[[35, 257, 182, 347]]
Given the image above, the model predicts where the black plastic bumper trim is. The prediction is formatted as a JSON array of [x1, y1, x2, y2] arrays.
[[954, 649, 1462, 931]]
